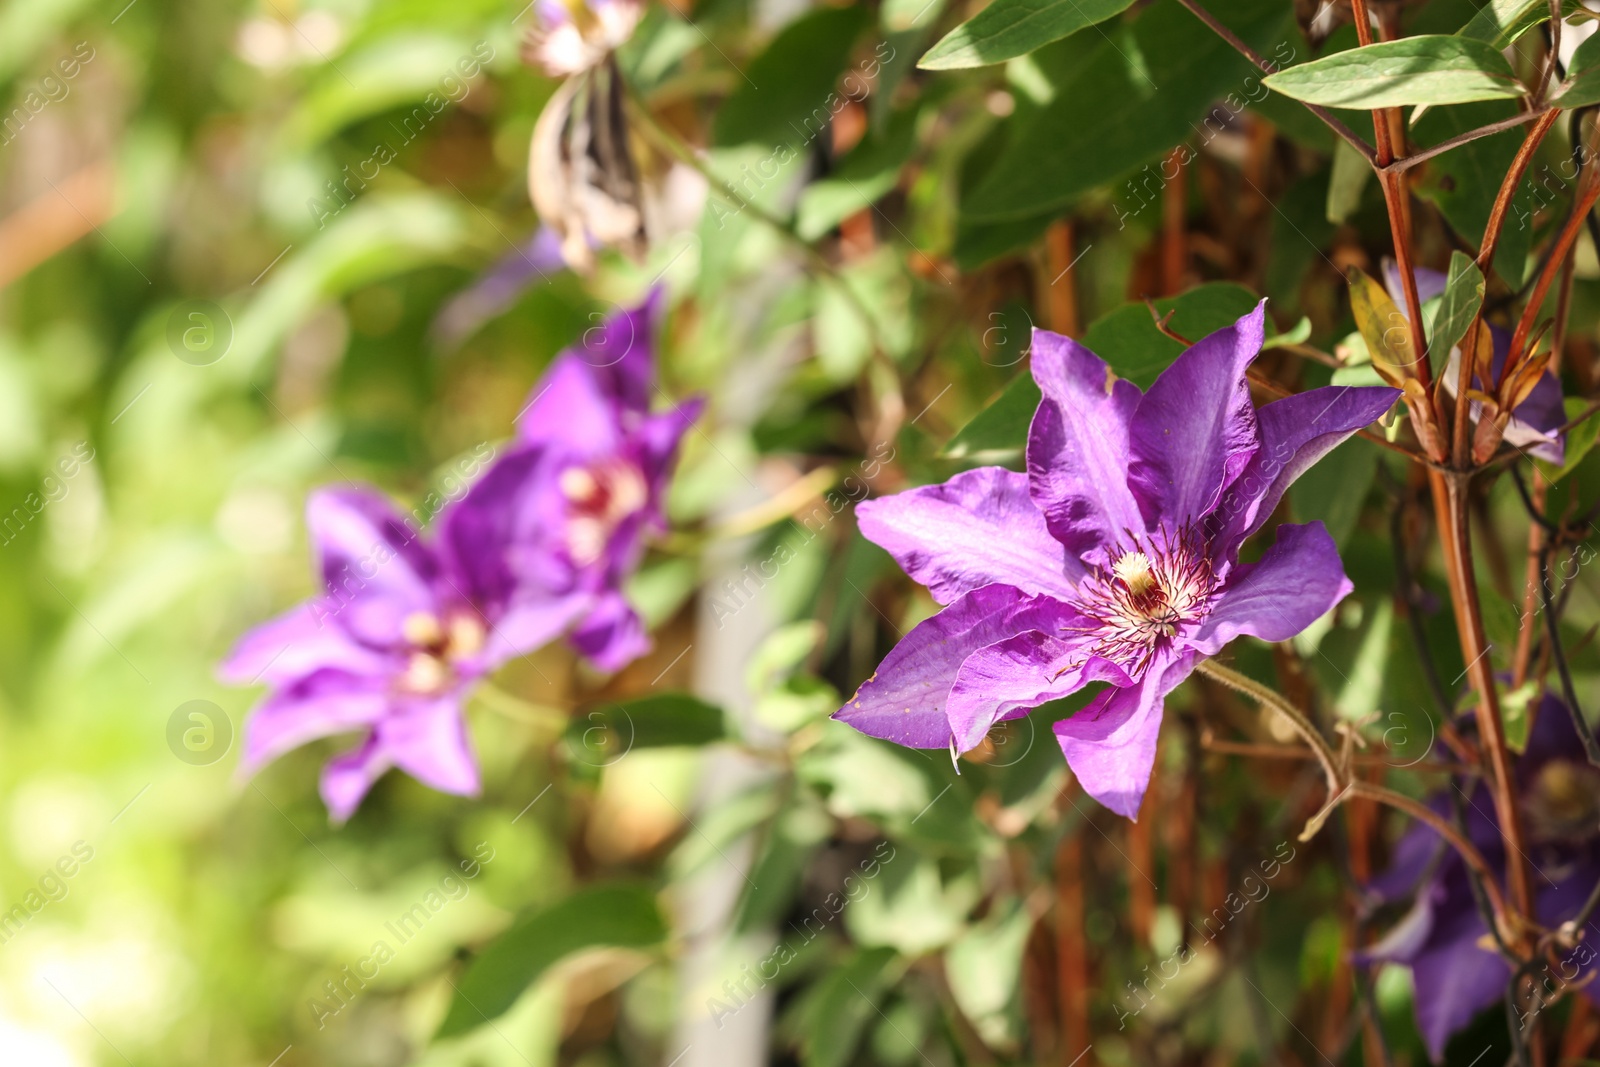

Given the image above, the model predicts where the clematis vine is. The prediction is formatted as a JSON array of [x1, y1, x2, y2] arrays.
[[1360, 695, 1600, 1060], [834, 305, 1398, 818], [220, 291, 700, 820]]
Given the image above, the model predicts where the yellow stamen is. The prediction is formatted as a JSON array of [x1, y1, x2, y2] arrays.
[[1113, 551, 1156, 597]]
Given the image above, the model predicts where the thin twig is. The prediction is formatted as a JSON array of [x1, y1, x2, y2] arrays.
[[1387, 108, 1556, 176]]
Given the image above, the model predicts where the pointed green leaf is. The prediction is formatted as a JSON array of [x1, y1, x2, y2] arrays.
[[1557, 32, 1600, 108], [918, 0, 1135, 70], [1427, 250, 1485, 365], [435, 885, 667, 1038], [1263, 36, 1525, 108]]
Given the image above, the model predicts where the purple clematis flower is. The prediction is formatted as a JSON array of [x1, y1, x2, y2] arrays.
[[1360, 695, 1600, 1061], [439, 287, 703, 672], [221, 290, 701, 820], [1384, 264, 1565, 465], [833, 304, 1399, 818]]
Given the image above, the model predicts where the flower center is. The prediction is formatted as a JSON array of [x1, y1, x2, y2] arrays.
[[1525, 759, 1600, 843], [560, 457, 648, 567], [397, 610, 487, 695], [1076, 529, 1216, 671]]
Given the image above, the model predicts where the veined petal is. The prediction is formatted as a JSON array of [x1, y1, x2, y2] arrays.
[[1026, 330, 1144, 562], [1208, 385, 1399, 555], [1408, 904, 1508, 1060], [946, 624, 1130, 753], [832, 584, 1064, 749], [1127, 303, 1266, 528], [1052, 651, 1196, 819], [857, 468, 1078, 604], [1189, 521, 1352, 655]]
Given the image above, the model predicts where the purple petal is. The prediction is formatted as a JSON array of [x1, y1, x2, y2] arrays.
[[238, 669, 391, 774], [306, 487, 441, 646], [1052, 651, 1197, 819], [321, 736, 391, 824], [832, 584, 1065, 749], [1127, 304, 1266, 528], [1190, 522, 1352, 655], [517, 356, 625, 458], [1208, 385, 1399, 556], [857, 467, 1078, 605], [1408, 904, 1508, 1059], [380, 694, 481, 799], [1025, 330, 1145, 563], [945, 623, 1130, 753], [474, 594, 592, 670], [438, 443, 564, 617], [568, 590, 650, 671], [1383, 262, 1448, 307], [217, 603, 391, 686]]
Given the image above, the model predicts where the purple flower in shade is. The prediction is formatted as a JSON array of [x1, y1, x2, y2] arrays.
[[1360, 696, 1600, 1061], [1384, 264, 1565, 465], [438, 287, 703, 672], [833, 305, 1399, 819], [221, 289, 701, 820]]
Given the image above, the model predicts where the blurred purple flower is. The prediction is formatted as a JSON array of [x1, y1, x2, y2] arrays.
[[431, 226, 567, 349], [834, 305, 1398, 819], [443, 287, 703, 671], [221, 289, 701, 820], [1360, 695, 1600, 1060], [1384, 263, 1565, 465]]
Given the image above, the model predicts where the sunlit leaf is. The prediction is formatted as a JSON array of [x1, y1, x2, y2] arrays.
[[1262, 36, 1525, 108], [918, 0, 1136, 70], [436, 885, 667, 1038]]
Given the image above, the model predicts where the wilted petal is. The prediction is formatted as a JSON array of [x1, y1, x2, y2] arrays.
[[1127, 304, 1266, 527], [857, 467, 1078, 605], [1026, 330, 1144, 562], [832, 585, 1064, 749], [1208, 385, 1399, 554], [1190, 522, 1352, 655], [946, 623, 1130, 753], [1053, 652, 1196, 819]]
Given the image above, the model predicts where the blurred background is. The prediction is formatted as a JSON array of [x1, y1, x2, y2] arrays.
[[4, 0, 1596, 1064]]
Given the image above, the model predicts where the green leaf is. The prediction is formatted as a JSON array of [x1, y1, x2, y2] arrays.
[[918, 0, 1135, 71], [943, 283, 1260, 459], [1557, 32, 1600, 108], [1502, 679, 1541, 752], [713, 6, 873, 148], [1427, 251, 1485, 365], [1413, 101, 1535, 288], [1536, 398, 1599, 483], [1262, 37, 1525, 108], [941, 372, 1040, 462], [435, 885, 667, 1038], [571, 692, 727, 755], [1460, 0, 1577, 51], [796, 947, 898, 1067], [962, 0, 1290, 221]]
